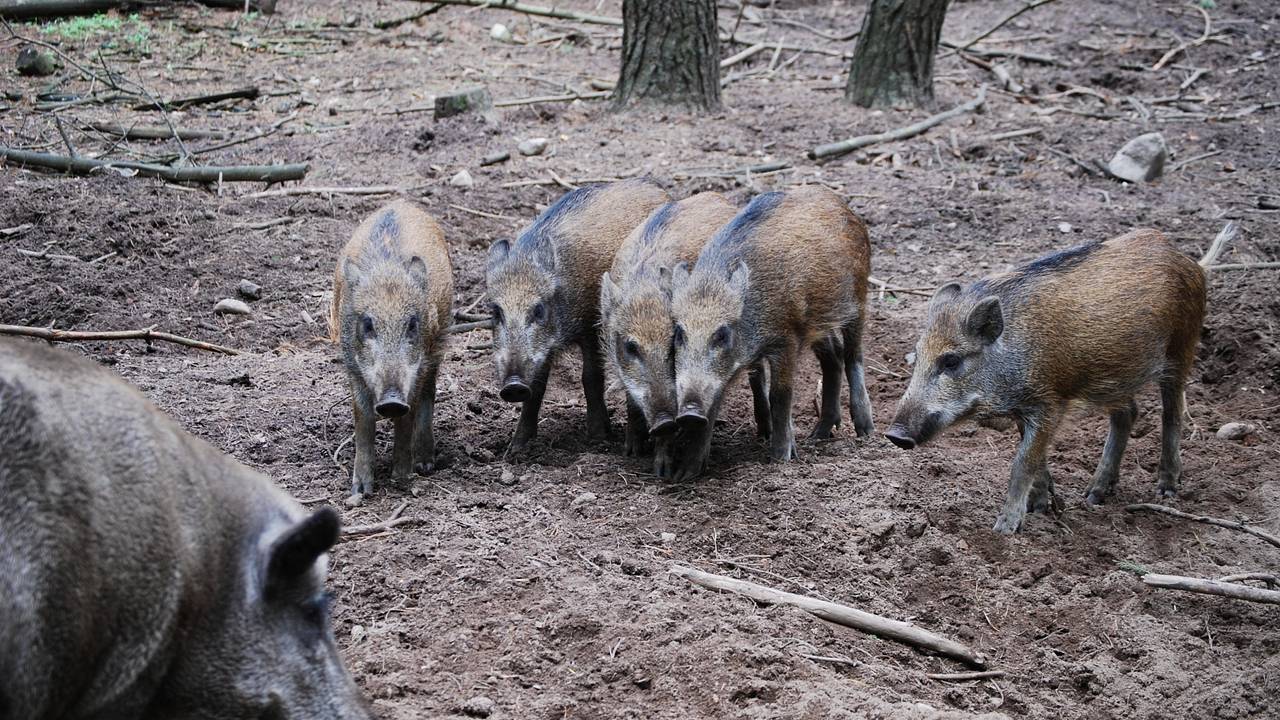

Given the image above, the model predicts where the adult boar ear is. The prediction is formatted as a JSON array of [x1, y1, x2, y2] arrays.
[[928, 282, 962, 316], [266, 507, 340, 598], [727, 260, 750, 299], [406, 256, 429, 287], [670, 262, 690, 292], [486, 240, 510, 274], [965, 295, 1004, 345]]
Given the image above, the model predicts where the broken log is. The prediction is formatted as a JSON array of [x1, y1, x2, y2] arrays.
[[670, 565, 987, 668], [0, 323, 242, 356], [1125, 502, 1279, 549], [1, 146, 308, 184], [1142, 573, 1280, 606], [0, 0, 277, 18]]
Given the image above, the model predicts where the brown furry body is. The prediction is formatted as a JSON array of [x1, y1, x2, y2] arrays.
[[670, 186, 874, 478], [886, 229, 1207, 534], [0, 338, 367, 720], [487, 178, 670, 452], [333, 200, 453, 502], [600, 192, 748, 476]]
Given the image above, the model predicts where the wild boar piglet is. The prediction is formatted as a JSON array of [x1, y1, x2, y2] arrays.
[[885, 229, 1207, 534]]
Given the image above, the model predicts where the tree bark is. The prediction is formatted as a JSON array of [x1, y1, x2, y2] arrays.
[[613, 0, 720, 112], [845, 0, 950, 108]]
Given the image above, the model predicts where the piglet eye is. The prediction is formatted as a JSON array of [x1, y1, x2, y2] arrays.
[[529, 302, 547, 325], [360, 315, 375, 337], [711, 325, 732, 349], [489, 304, 504, 324], [623, 339, 641, 359], [938, 352, 962, 373], [302, 592, 333, 627], [673, 324, 686, 348]]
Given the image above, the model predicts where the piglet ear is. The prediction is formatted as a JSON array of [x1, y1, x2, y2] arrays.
[[406, 256, 429, 287], [266, 507, 340, 598], [727, 260, 750, 298], [531, 240, 558, 272], [928, 282, 962, 316], [670, 262, 691, 292], [600, 271, 621, 310], [486, 240, 510, 274], [965, 295, 1004, 345]]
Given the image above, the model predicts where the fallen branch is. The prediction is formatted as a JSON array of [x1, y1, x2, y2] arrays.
[[1218, 572, 1279, 587], [493, 90, 609, 108], [410, 0, 621, 26], [926, 670, 1007, 682], [132, 86, 260, 112], [670, 565, 987, 668], [447, 318, 494, 334], [1207, 261, 1280, 271], [340, 516, 429, 538], [246, 184, 410, 199], [1170, 149, 1223, 173], [809, 87, 987, 160], [1141, 573, 1280, 606], [1, 147, 308, 184], [1125, 502, 1280, 549], [85, 122, 229, 141], [0, 323, 242, 356], [1152, 5, 1212, 71], [957, 0, 1061, 52], [1198, 221, 1239, 268], [374, 2, 443, 29]]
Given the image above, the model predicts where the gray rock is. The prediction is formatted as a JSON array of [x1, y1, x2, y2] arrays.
[[213, 298, 252, 316], [237, 279, 262, 301], [16, 46, 56, 77], [481, 150, 511, 166], [570, 491, 597, 509], [1108, 132, 1168, 183], [517, 138, 549, 157], [1215, 422, 1255, 442], [434, 85, 493, 120], [660, 531, 676, 544], [449, 169, 475, 189], [489, 23, 512, 43], [460, 695, 495, 718]]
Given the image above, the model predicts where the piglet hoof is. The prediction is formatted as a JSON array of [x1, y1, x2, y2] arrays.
[[807, 425, 835, 441], [1156, 484, 1178, 499], [1027, 490, 1057, 515], [992, 511, 1023, 535], [343, 493, 364, 509], [414, 461, 435, 476]]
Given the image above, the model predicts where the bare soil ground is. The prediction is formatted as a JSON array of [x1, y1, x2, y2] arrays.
[[2, 1, 1278, 718]]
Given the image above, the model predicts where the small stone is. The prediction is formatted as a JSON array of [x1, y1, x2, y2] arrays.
[[16, 46, 56, 77], [517, 138, 549, 157], [498, 467, 516, 485], [1108, 132, 1168, 183], [660, 532, 676, 544], [434, 85, 493, 120], [481, 150, 511, 166], [490, 23, 512, 43], [460, 695, 495, 718], [449, 169, 475, 189], [237, 279, 262, 300], [571, 491, 597, 509], [343, 493, 363, 508], [1057, 222, 1073, 234], [1215, 422, 1255, 442], [213, 298, 252, 316], [350, 624, 366, 642]]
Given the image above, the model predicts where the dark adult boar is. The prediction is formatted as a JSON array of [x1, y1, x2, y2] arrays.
[[884, 229, 1207, 534], [333, 200, 453, 504], [669, 187, 875, 479], [600, 192, 761, 477], [487, 178, 669, 452], [0, 339, 368, 720]]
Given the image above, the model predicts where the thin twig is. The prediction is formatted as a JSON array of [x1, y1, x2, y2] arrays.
[[410, 0, 621, 26], [1124, 503, 1280, 549], [1141, 573, 1280, 606], [340, 516, 429, 538], [245, 184, 412, 199], [1198, 221, 1239, 268], [809, 87, 987, 160], [1152, 5, 1212, 71], [926, 670, 1008, 682], [447, 318, 494, 334], [0, 323, 242, 355], [958, 0, 1062, 52]]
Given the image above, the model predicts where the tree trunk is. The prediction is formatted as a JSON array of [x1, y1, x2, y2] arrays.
[[613, 0, 720, 112], [845, 0, 949, 108]]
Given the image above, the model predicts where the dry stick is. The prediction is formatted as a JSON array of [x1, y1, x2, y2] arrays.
[[721, 42, 769, 69], [1142, 573, 1280, 606], [1124, 503, 1280, 549], [1208, 261, 1280, 271], [1152, 5, 1212, 71], [1170, 149, 1223, 173], [1, 147, 308, 184], [86, 122, 230, 141], [0, 323, 242, 356], [410, 0, 622, 26], [339, 516, 429, 538], [1198, 221, 1239, 268], [770, 17, 858, 42], [132, 86, 260, 112], [670, 565, 987, 668], [927, 670, 1008, 682], [374, 2, 444, 30], [1218, 572, 1279, 587], [958, 0, 1062, 52], [246, 185, 412, 199], [447, 319, 494, 334], [493, 90, 609, 107], [809, 86, 987, 160]]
